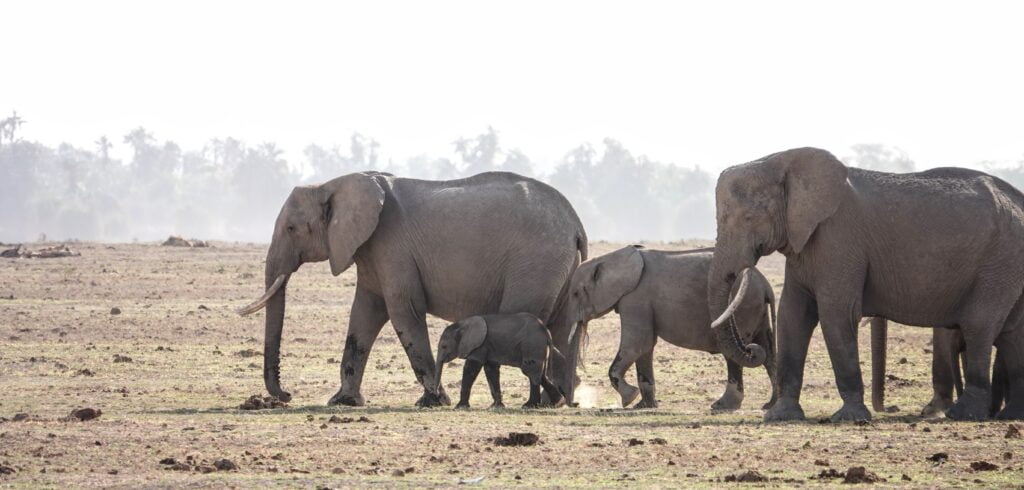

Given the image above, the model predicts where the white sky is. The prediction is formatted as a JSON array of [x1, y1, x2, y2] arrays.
[[4, 0, 1024, 173]]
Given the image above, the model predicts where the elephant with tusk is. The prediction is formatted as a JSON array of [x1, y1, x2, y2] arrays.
[[238, 171, 587, 407]]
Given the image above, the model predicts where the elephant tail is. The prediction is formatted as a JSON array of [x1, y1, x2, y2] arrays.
[[869, 317, 887, 413]]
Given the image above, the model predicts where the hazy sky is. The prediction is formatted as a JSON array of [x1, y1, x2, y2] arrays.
[[5, 1, 1024, 173]]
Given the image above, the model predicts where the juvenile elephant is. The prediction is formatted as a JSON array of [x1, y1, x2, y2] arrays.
[[238, 171, 587, 407], [709, 147, 1024, 421], [433, 313, 564, 409], [566, 245, 777, 410]]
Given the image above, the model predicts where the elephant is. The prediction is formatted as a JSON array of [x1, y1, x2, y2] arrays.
[[565, 245, 777, 410], [869, 318, 1008, 417], [708, 147, 1024, 421], [237, 171, 587, 407], [433, 313, 564, 409]]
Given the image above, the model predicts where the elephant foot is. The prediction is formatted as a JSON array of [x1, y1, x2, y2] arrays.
[[920, 396, 954, 417], [416, 389, 451, 408], [995, 403, 1024, 420], [617, 384, 641, 408], [633, 398, 658, 409], [489, 402, 506, 410], [522, 401, 541, 409], [454, 402, 470, 410], [830, 402, 871, 423], [764, 398, 805, 422], [711, 382, 744, 412], [762, 393, 778, 410], [328, 391, 365, 407], [946, 389, 991, 421]]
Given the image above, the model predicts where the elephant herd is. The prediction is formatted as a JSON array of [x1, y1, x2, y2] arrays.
[[238, 147, 1024, 422]]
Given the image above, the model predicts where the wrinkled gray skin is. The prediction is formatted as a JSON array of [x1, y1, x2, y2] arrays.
[[244, 171, 587, 407], [871, 318, 1008, 417], [566, 246, 777, 410], [710, 147, 1024, 422], [433, 313, 564, 409]]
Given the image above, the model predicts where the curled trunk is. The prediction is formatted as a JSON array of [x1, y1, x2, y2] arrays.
[[709, 267, 766, 368]]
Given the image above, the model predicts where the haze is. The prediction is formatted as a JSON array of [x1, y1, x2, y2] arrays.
[[3, 1, 1024, 242]]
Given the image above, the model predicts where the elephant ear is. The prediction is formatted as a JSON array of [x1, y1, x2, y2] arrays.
[[457, 316, 488, 358], [588, 245, 644, 314], [780, 148, 849, 254], [320, 173, 385, 276]]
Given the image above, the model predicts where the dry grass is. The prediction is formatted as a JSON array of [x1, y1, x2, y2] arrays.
[[0, 242, 1021, 487]]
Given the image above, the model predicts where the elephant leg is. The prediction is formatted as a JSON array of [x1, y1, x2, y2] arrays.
[[522, 361, 545, 408], [540, 374, 563, 407], [758, 326, 778, 410], [994, 328, 1024, 420], [387, 299, 450, 407], [818, 303, 871, 422], [765, 283, 818, 422], [456, 360, 484, 409], [484, 363, 504, 409], [922, 328, 959, 417], [634, 350, 658, 409], [946, 327, 995, 421], [329, 286, 389, 406], [609, 313, 655, 408], [712, 359, 745, 411]]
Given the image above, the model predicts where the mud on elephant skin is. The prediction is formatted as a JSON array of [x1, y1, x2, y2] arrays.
[[434, 313, 565, 409], [238, 171, 587, 407], [709, 147, 1024, 422], [565, 245, 777, 411]]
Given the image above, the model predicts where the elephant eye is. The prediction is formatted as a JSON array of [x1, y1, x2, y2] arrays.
[[286, 225, 295, 233]]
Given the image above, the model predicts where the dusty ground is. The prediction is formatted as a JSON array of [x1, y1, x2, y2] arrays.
[[0, 241, 1021, 488]]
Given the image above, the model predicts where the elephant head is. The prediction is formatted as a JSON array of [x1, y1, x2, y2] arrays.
[[433, 318, 488, 394], [237, 172, 386, 402], [708, 147, 848, 367], [565, 244, 645, 347]]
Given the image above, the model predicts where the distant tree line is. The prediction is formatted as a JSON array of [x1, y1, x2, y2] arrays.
[[5, 116, 1015, 244]]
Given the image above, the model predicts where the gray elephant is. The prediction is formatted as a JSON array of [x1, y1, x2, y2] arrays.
[[237, 171, 587, 407], [708, 147, 1024, 421], [433, 313, 564, 409], [565, 245, 777, 410]]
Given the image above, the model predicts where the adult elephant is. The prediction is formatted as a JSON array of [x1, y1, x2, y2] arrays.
[[708, 147, 1024, 421], [238, 171, 588, 407]]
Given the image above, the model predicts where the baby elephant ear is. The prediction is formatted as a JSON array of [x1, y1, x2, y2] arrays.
[[457, 316, 488, 358]]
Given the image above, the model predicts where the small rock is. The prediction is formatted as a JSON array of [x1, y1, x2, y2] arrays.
[[814, 459, 830, 466], [970, 461, 998, 471], [1003, 451, 1013, 460], [328, 415, 350, 424], [902, 474, 912, 481], [1007, 424, 1021, 439], [198, 465, 216, 474], [198, 305, 210, 311], [626, 438, 645, 447], [167, 463, 191, 471], [214, 459, 238, 471], [391, 469, 405, 477], [492, 432, 539, 447], [238, 395, 287, 410], [331, 467, 346, 474], [0, 464, 16, 475], [159, 458, 178, 465], [75, 369, 95, 377], [113, 354, 132, 363], [110, 307, 121, 315], [725, 470, 768, 482], [927, 452, 948, 463], [898, 357, 908, 364], [12, 413, 29, 422], [843, 466, 884, 484], [649, 437, 668, 445], [68, 408, 101, 421]]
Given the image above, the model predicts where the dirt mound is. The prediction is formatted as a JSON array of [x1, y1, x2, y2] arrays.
[[842, 467, 884, 484], [162, 236, 210, 248], [1, 244, 80, 259], [492, 432, 539, 447], [969, 461, 998, 471], [239, 395, 288, 410], [67, 407, 102, 421], [725, 470, 768, 482]]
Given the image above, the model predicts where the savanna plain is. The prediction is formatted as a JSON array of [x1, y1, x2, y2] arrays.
[[1, 242, 1022, 488]]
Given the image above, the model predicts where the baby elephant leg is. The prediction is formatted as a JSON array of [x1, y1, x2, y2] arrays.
[[522, 359, 544, 409], [712, 358, 745, 411], [484, 363, 504, 409], [456, 360, 484, 409], [540, 374, 564, 407]]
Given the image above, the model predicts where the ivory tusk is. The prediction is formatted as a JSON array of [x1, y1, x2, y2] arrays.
[[711, 268, 750, 328], [236, 275, 286, 316]]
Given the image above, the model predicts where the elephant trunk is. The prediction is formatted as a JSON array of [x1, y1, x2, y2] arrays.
[[260, 242, 299, 403], [433, 355, 446, 396], [709, 264, 766, 368]]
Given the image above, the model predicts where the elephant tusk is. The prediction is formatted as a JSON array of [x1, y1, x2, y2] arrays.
[[236, 275, 287, 316], [711, 268, 750, 328]]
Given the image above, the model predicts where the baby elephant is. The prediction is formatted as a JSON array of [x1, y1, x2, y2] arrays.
[[433, 313, 564, 409], [567, 245, 777, 410]]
